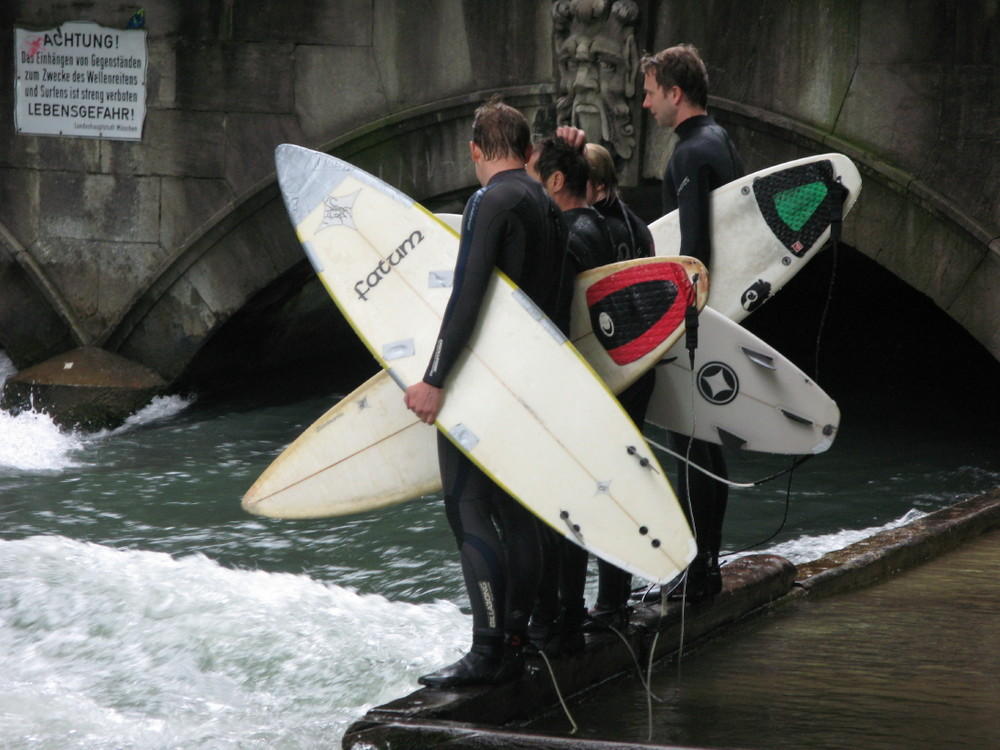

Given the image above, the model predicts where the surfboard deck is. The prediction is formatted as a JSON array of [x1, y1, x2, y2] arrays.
[[244, 255, 708, 519], [649, 152, 861, 322], [246, 151, 859, 524], [637, 153, 857, 448], [267, 144, 697, 583]]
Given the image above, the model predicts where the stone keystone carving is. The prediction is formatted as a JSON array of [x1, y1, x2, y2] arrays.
[[552, 0, 640, 162]]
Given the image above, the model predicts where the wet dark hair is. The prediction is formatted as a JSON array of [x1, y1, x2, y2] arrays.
[[639, 44, 709, 109], [472, 94, 531, 161], [534, 136, 590, 200]]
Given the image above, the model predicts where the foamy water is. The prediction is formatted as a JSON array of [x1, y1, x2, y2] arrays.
[[0, 535, 467, 747], [1, 344, 996, 748], [0, 350, 193, 473], [724, 508, 927, 565]]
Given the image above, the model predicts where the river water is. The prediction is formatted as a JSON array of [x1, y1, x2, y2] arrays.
[[2, 254, 999, 748]]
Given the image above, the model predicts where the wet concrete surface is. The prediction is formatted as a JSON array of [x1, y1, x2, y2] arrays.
[[342, 489, 1000, 749], [524, 527, 1000, 749]]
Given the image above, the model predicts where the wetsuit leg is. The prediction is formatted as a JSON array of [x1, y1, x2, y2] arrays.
[[438, 433, 506, 645], [594, 370, 656, 610], [489, 486, 542, 637], [557, 536, 588, 618], [595, 557, 632, 611], [532, 526, 562, 627], [669, 431, 728, 594]]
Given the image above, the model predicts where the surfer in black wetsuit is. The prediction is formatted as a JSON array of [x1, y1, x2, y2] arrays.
[[525, 135, 609, 655], [557, 44, 744, 601], [525, 136, 656, 650], [581, 142, 657, 624], [639, 44, 744, 600], [404, 97, 573, 688]]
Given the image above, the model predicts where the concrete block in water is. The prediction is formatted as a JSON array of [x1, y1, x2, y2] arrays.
[[1, 346, 167, 431]]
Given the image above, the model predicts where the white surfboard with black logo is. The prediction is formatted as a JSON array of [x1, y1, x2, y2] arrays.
[[259, 144, 698, 584], [643, 153, 858, 451]]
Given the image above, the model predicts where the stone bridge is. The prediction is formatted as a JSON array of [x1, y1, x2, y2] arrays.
[[1, 0, 997, 396]]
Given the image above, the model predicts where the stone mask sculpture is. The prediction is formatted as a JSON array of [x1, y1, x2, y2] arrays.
[[552, 0, 640, 163]]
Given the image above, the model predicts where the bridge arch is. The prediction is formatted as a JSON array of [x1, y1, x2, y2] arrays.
[[104, 89, 998, 388], [101, 87, 557, 384], [2, 0, 996, 391]]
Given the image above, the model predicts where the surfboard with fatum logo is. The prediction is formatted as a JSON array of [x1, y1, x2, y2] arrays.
[[262, 143, 698, 583], [244, 253, 707, 520]]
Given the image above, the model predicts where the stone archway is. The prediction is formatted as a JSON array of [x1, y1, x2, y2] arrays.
[[102, 88, 558, 385]]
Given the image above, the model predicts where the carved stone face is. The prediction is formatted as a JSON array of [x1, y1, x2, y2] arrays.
[[554, 4, 638, 161]]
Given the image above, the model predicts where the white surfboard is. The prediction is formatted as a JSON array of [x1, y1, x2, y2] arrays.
[[243, 302, 837, 523], [268, 143, 696, 583], [244, 255, 709, 519], [638, 153, 857, 448], [245, 152, 858, 522], [649, 152, 862, 322], [649, 311, 839, 454]]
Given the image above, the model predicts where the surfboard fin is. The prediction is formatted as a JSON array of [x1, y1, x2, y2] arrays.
[[559, 510, 585, 544], [627, 445, 660, 473], [780, 409, 814, 425], [740, 347, 777, 370], [716, 428, 748, 452]]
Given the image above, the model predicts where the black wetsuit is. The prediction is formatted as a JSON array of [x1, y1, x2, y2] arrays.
[[591, 197, 657, 611], [424, 168, 571, 650], [596, 196, 654, 263], [533, 203, 656, 640], [663, 114, 744, 586]]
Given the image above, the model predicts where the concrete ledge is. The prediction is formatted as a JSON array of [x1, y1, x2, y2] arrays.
[[342, 488, 1000, 749], [345, 720, 700, 750], [793, 488, 1000, 598], [343, 554, 795, 749]]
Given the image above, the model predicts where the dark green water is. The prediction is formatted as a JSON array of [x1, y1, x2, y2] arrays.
[[527, 531, 1000, 749]]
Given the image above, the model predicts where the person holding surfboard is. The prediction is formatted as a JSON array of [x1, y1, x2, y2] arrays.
[[640, 44, 744, 600], [582, 142, 660, 622], [526, 136, 658, 646], [404, 97, 575, 688], [525, 135, 616, 655], [560, 43, 744, 601]]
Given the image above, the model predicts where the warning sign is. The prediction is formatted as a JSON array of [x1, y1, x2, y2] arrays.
[[14, 21, 147, 141]]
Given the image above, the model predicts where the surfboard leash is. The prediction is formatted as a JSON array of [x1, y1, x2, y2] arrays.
[[812, 177, 850, 381], [720, 456, 797, 559], [645, 437, 813, 488], [685, 273, 701, 369], [535, 649, 579, 734]]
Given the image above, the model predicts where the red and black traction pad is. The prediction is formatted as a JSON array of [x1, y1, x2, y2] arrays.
[[585, 261, 694, 365]]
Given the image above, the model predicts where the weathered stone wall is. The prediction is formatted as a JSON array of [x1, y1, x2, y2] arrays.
[[647, 0, 1000, 362], [0, 0, 558, 379], [0, 0, 997, 385]]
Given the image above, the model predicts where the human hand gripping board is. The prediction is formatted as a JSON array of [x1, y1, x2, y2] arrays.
[[244, 251, 706, 521], [257, 143, 700, 584]]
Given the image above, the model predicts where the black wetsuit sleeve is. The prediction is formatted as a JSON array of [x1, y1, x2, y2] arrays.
[[670, 148, 715, 268], [423, 185, 511, 388]]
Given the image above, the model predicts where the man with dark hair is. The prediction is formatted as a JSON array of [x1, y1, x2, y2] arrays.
[[525, 135, 617, 654], [558, 43, 744, 601], [639, 43, 744, 600], [527, 135, 612, 271], [405, 97, 573, 687], [581, 142, 656, 625]]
